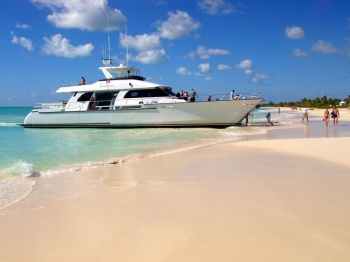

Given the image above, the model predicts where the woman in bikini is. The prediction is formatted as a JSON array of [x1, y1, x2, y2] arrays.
[[324, 108, 329, 126]]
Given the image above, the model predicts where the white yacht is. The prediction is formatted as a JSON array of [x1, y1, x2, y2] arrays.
[[21, 60, 263, 128]]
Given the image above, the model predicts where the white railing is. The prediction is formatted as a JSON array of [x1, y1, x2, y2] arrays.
[[61, 82, 90, 87], [33, 93, 263, 111], [34, 102, 66, 109], [181, 92, 263, 102]]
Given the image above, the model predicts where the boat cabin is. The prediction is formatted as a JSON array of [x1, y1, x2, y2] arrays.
[[63, 87, 181, 111]]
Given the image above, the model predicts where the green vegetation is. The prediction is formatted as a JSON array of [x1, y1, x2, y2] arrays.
[[263, 96, 349, 109]]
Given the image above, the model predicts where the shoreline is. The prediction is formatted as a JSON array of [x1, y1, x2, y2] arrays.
[[1, 108, 350, 261], [1, 108, 349, 213]]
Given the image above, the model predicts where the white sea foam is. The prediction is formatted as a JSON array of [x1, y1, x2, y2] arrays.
[[219, 128, 268, 138], [1, 160, 37, 178], [0, 178, 35, 210]]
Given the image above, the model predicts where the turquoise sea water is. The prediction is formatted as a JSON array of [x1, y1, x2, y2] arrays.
[[0, 106, 294, 209], [0, 107, 280, 176]]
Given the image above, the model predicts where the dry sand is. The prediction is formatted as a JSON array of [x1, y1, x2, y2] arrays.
[[1, 108, 350, 262]]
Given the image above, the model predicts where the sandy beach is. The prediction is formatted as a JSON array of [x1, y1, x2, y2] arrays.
[[1, 108, 350, 262]]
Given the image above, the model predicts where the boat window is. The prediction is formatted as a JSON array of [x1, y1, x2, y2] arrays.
[[77, 92, 93, 101], [162, 88, 176, 97], [95, 92, 116, 108], [124, 89, 170, 98]]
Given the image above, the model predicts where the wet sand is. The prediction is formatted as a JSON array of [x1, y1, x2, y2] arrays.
[[1, 108, 350, 262]]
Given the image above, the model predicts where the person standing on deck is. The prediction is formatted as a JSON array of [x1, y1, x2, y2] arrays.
[[189, 89, 198, 102], [230, 90, 235, 100], [89, 95, 95, 110], [78, 77, 85, 85], [183, 90, 189, 101]]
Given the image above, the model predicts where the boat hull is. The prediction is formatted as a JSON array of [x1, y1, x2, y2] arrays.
[[21, 100, 262, 128]]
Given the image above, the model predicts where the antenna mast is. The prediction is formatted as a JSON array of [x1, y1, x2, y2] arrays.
[[102, 12, 112, 66]]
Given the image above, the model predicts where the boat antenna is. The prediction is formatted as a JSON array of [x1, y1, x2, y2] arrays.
[[125, 19, 129, 66], [102, 12, 112, 66], [60, 78, 67, 86]]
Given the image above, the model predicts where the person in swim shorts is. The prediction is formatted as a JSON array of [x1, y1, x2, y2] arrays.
[[331, 105, 340, 126]]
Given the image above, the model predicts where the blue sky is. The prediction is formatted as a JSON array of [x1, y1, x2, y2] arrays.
[[1, 0, 350, 106]]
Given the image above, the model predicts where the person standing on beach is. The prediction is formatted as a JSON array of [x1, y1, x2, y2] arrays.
[[245, 113, 251, 125], [265, 111, 273, 125], [331, 105, 340, 126], [300, 107, 314, 122], [278, 107, 280, 115], [324, 108, 330, 126]]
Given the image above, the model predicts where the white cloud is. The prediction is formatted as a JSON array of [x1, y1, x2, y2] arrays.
[[199, 63, 211, 72], [10, 32, 34, 51], [120, 33, 162, 51], [16, 23, 30, 29], [235, 59, 254, 69], [290, 48, 309, 57], [176, 67, 192, 75], [152, 0, 168, 5], [157, 11, 200, 40], [194, 72, 204, 76], [311, 40, 339, 54], [196, 45, 230, 59], [197, 0, 234, 15], [218, 64, 231, 70], [285, 26, 305, 39], [234, 61, 270, 83], [252, 73, 270, 82], [185, 52, 196, 60], [41, 34, 94, 58], [131, 49, 168, 64], [204, 76, 212, 81], [30, 0, 125, 31]]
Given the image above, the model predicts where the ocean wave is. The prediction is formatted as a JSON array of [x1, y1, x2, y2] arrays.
[[1, 160, 36, 178], [38, 157, 131, 177], [219, 127, 268, 138]]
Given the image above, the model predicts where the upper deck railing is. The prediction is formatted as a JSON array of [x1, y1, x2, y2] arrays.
[[32, 92, 263, 110]]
